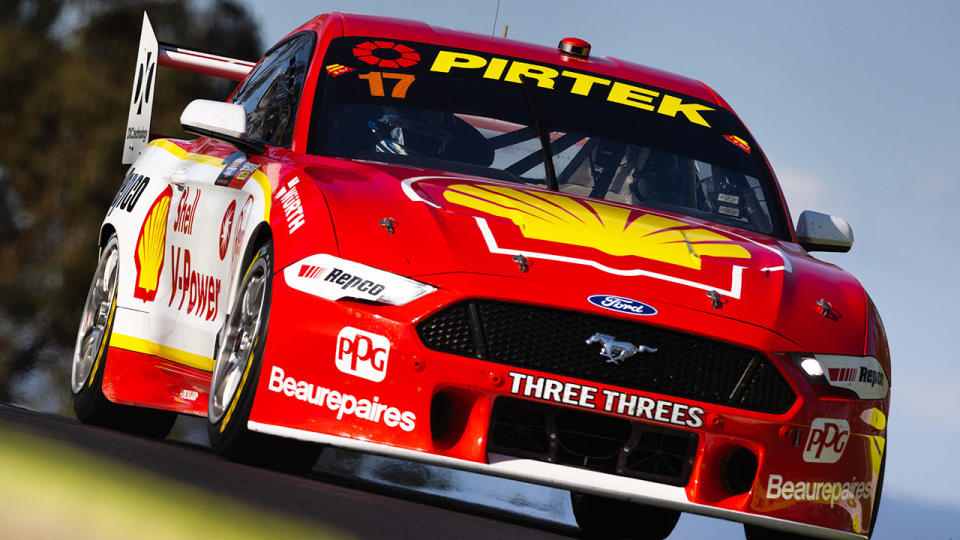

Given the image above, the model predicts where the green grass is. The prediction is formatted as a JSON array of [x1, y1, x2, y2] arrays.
[[0, 426, 348, 540]]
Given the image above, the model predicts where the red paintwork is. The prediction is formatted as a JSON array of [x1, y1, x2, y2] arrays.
[[103, 347, 210, 416], [157, 45, 256, 81], [103, 12, 889, 538]]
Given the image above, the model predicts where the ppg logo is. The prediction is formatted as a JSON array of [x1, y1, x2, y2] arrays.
[[335, 327, 390, 382], [803, 418, 850, 463]]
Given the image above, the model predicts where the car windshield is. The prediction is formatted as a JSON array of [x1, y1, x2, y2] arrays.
[[309, 37, 785, 236]]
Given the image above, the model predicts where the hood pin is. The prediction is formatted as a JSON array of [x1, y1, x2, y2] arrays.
[[379, 217, 397, 234], [706, 290, 724, 309], [816, 299, 833, 318], [512, 254, 530, 272]]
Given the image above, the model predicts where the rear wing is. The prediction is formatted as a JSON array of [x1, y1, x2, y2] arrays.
[[123, 13, 257, 164]]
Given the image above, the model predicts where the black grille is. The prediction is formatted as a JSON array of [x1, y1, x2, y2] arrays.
[[417, 300, 795, 413], [489, 397, 698, 486]]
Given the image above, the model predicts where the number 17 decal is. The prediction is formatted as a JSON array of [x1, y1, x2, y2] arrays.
[[359, 72, 415, 98]]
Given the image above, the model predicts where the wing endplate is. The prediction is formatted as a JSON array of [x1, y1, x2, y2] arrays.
[[122, 13, 257, 164], [123, 13, 159, 165]]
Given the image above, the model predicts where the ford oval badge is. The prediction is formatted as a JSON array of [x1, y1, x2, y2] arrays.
[[587, 295, 657, 316]]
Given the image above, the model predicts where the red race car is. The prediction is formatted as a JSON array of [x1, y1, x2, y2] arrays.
[[71, 12, 889, 540]]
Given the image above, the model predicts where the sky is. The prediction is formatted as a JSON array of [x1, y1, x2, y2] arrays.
[[239, 0, 960, 535]]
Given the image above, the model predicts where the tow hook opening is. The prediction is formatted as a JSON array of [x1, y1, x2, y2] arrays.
[[721, 446, 758, 495], [430, 391, 454, 439]]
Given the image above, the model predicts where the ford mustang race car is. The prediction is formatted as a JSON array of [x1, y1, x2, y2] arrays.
[[70, 12, 890, 540]]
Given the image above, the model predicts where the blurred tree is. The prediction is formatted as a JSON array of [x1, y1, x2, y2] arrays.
[[0, 0, 262, 410]]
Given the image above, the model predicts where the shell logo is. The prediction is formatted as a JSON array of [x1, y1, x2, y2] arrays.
[[442, 183, 750, 270], [352, 41, 420, 68], [134, 185, 172, 302]]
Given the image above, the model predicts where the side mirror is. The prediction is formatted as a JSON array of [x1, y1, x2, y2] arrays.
[[796, 210, 854, 253], [180, 99, 265, 154]]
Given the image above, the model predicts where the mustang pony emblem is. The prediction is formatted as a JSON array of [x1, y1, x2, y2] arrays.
[[586, 333, 657, 364]]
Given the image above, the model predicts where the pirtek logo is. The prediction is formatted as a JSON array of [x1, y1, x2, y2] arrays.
[[430, 51, 715, 128]]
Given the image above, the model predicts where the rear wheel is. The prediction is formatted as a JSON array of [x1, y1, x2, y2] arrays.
[[71, 234, 176, 438], [571, 492, 680, 540], [207, 241, 319, 474]]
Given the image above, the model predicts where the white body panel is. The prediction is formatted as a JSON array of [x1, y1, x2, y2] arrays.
[[105, 140, 271, 370]]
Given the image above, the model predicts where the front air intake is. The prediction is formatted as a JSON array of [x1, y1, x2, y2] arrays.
[[489, 397, 698, 486], [418, 300, 796, 414]]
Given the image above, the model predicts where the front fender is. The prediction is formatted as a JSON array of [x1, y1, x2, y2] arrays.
[[269, 171, 340, 275]]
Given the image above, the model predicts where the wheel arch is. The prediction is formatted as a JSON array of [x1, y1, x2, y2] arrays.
[[242, 222, 274, 273], [99, 223, 118, 249], [224, 221, 275, 316]]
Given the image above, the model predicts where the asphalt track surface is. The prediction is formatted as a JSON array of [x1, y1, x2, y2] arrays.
[[0, 403, 579, 539]]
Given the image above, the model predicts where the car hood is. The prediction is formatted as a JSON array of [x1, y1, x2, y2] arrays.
[[308, 160, 866, 353]]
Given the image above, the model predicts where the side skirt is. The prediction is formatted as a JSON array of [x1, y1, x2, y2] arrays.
[[102, 347, 211, 416]]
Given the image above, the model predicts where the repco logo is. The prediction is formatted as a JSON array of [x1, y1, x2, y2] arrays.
[[336, 327, 390, 382], [859, 367, 885, 387], [803, 418, 850, 464]]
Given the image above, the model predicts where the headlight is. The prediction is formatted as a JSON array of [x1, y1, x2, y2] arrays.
[[790, 353, 889, 400], [283, 254, 436, 306], [797, 356, 826, 379]]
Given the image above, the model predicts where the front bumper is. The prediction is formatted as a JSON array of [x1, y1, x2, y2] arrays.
[[249, 270, 885, 539]]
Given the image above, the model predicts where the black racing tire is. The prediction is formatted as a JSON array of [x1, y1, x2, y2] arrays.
[[207, 241, 320, 474], [571, 492, 680, 540], [743, 524, 815, 540], [71, 234, 177, 439]]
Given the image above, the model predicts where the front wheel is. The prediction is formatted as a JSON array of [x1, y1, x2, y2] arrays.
[[71, 234, 176, 438], [571, 492, 680, 540], [207, 241, 319, 474]]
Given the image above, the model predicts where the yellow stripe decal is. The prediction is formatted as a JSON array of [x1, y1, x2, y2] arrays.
[[88, 296, 117, 387], [252, 170, 272, 220], [149, 139, 223, 167], [220, 337, 257, 433], [147, 139, 272, 219], [110, 333, 215, 372]]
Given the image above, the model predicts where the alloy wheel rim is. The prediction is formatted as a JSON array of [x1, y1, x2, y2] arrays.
[[71, 241, 119, 393], [209, 261, 266, 423]]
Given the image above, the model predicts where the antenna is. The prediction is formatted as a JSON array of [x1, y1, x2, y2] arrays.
[[492, 0, 500, 36]]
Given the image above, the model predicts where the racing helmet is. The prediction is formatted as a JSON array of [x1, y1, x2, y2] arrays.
[[368, 107, 456, 157]]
